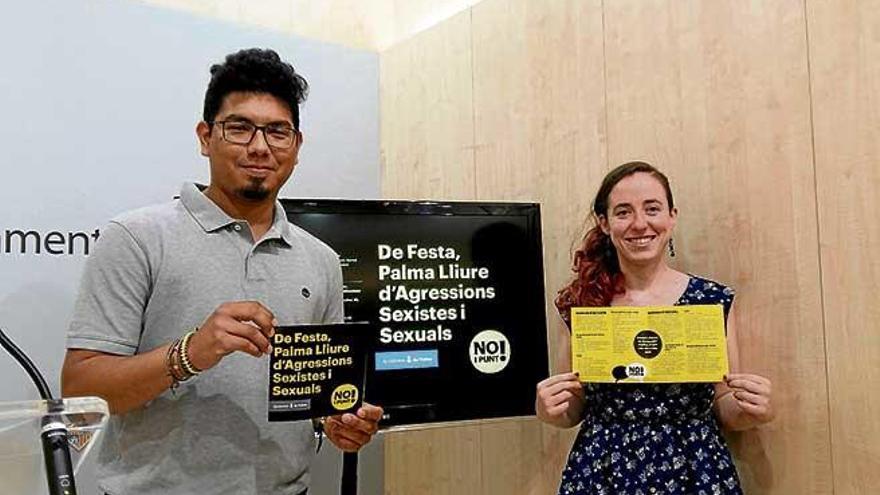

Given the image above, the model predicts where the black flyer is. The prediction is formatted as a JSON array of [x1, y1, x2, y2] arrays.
[[268, 322, 368, 421]]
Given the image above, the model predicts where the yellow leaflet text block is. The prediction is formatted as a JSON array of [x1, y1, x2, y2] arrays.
[[571, 305, 728, 383]]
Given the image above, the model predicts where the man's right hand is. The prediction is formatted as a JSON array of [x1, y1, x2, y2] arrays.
[[187, 301, 276, 371]]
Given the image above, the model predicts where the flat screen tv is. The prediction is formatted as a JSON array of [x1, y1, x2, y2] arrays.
[[282, 199, 549, 428]]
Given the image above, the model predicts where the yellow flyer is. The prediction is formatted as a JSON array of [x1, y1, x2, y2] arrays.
[[571, 305, 728, 383]]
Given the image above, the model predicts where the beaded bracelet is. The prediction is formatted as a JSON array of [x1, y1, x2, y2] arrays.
[[166, 338, 186, 392], [166, 330, 201, 392], [179, 330, 203, 377]]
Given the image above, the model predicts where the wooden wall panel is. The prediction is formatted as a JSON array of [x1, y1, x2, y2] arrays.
[[379, 11, 482, 495], [603, 1, 831, 493], [380, 10, 476, 201], [807, 1, 880, 493], [470, 0, 606, 492], [380, 0, 880, 493]]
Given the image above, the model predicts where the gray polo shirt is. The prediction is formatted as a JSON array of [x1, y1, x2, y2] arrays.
[[67, 182, 343, 495]]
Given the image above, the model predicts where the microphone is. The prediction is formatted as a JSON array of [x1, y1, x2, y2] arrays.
[[0, 328, 78, 495], [41, 400, 77, 495]]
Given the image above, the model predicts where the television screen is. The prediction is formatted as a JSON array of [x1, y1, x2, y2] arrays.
[[282, 199, 549, 427]]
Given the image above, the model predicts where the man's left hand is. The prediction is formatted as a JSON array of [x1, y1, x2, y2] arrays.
[[324, 402, 383, 452]]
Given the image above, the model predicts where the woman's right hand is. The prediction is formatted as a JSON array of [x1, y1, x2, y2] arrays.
[[535, 372, 585, 428]]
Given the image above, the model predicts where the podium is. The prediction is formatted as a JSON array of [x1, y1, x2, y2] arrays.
[[0, 397, 108, 495]]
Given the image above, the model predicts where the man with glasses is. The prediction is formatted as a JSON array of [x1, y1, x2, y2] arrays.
[[62, 48, 381, 495]]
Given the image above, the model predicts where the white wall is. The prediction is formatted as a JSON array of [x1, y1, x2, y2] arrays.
[[0, 0, 380, 493]]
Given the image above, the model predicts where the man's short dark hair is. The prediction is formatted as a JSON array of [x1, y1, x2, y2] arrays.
[[203, 48, 309, 129]]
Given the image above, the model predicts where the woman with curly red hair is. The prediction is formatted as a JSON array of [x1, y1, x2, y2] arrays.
[[536, 161, 774, 494]]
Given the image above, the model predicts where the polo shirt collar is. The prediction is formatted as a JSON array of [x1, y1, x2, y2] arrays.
[[180, 182, 295, 246], [272, 200, 297, 246]]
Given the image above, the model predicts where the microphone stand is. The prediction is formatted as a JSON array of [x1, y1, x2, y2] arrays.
[[0, 328, 77, 495]]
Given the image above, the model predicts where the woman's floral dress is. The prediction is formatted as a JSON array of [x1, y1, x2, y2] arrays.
[[559, 276, 742, 495]]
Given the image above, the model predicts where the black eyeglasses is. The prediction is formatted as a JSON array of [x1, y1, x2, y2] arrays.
[[211, 120, 298, 149]]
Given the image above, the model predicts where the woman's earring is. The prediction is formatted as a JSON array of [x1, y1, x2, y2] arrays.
[[668, 238, 676, 258]]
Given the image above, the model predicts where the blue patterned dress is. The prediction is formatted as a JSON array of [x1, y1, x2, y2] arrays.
[[559, 276, 742, 495]]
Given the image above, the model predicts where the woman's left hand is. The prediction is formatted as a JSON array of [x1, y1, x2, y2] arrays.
[[725, 373, 775, 424]]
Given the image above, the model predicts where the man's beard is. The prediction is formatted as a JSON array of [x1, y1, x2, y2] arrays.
[[237, 178, 271, 201]]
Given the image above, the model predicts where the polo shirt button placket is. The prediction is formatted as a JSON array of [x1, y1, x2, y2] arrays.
[[245, 250, 255, 282]]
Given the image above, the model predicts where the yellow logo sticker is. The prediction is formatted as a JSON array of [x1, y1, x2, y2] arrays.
[[331, 384, 359, 410]]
